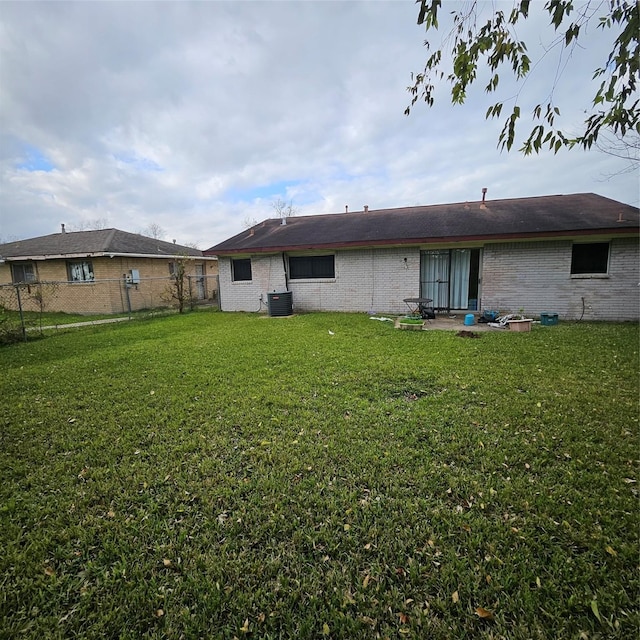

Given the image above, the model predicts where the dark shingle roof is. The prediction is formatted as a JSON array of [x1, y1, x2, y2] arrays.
[[205, 193, 639, 255], [0, 228, 202, 259]]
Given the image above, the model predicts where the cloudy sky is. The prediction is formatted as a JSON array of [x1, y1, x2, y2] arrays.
[[1, 0, 637, 249]]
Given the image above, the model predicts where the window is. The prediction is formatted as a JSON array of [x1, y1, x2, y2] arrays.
[[289, 255, 335, 279], [11, 262, 36, 283], [232, 258, 252, 281], [570, 242, 609, 275], [67, 260, 95, 282]]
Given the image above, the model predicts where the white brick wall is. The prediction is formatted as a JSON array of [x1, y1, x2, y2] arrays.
[[219, 238, 639, 320], [481, 238, 639, 320], [219, 248, 421, 314]]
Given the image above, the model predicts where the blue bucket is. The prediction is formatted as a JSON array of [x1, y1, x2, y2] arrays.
[[464, 313, 475, 326]]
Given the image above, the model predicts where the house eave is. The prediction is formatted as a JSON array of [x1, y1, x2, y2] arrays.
[[2, 252, 214, 261], [206, 227, 639, 256]]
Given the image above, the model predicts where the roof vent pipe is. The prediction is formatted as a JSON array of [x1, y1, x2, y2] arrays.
[[61, 223, 66, 233], [281, 217, 287, 225], [481, 187, 487, 202], [345, 205, 348, 213], [364, 205, 369, 212]]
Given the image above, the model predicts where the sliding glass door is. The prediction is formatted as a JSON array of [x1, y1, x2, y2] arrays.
[[420, 249, 480, 311]]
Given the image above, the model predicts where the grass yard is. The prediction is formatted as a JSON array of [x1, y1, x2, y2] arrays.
[[1, 312, 638, 639]]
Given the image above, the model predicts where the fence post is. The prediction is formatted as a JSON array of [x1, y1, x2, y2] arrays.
[[123, 275, 132, 318], [14, 284, 27, 342]]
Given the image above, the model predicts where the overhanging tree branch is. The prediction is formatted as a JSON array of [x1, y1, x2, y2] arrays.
[[406, 0, 640, 155]]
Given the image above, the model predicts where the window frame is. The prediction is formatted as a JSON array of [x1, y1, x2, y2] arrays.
[[570, 242, 610, 277], [11, 262, 37, 284], [231, 258, 252, 282], [288, 254, 335, 280], [67, 260, 95, 283]]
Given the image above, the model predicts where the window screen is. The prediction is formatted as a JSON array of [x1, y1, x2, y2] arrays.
[[570, 242, 609, 275], [289, 255, 335, 279], [232, 258, 252, 281]]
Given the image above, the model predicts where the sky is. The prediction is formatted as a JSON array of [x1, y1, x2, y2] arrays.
[[0, 0, 637, 250]]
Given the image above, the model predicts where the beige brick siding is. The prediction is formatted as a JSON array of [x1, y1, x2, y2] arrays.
[[481, 238, 639, 320], [0, 257, 218, 314]]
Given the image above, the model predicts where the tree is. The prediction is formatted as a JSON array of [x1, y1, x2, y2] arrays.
[[163, 256, 192, 314], [140, 223, 166, 240], [68, 217, 110, 231], [271, 198, 298, 219], [596, 129, 639, 175], [406, 0, 639, 155]]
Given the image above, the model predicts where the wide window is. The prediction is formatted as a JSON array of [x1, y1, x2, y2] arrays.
[[11, 262, 36, 283], [289, 255, 335, 279], [232, 258, 252, 282], [570, 242, 609, 275], [67, 261, 95, 282]]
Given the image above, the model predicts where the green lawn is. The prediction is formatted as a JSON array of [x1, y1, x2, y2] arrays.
[[1, 312, 638, 639]]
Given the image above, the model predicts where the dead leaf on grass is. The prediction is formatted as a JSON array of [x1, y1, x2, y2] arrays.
[[475, 607, 494, 619], [44, 565, 55, 577], [452, 590, 459, 603]]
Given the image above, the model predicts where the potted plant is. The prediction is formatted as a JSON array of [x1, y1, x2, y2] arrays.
[[397, 316, 425, 331]]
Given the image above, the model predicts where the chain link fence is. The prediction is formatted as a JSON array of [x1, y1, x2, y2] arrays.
[[0, 275, 218, 343]]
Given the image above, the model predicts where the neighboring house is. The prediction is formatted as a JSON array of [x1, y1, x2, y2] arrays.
[[205, 193, 639, 321], [0, 227, 218, 314]]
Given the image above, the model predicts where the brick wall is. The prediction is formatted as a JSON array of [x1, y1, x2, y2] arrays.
[[481, 238, 639, 320], [219, 239, 638, 321], [219, 248, 421, 314], [0, 256, 218, 315]]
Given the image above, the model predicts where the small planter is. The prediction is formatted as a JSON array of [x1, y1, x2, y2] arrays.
[[508, 319, 533, 332], [399, 322, 424, 330], [398, 317, 425, 330]]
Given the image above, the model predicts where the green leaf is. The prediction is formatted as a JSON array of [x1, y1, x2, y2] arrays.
[[590, 599, 602, 622]]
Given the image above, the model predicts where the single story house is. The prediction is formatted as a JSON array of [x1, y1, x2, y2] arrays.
[[0, 227, 218, 314], [205, 193, 639, 321]]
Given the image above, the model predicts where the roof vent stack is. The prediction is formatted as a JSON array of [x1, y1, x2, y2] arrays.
[[364, 205, 369, 212], [345, 205, 349, 213], [482, 187, 488, 203], [61, 223, 66, 234], [281, 217, 287, 225]]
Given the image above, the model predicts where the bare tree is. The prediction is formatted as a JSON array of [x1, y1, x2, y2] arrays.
[[68, 217, 111, 231], [140, 223, 166, 239], [271, 198, 298, 219], [596, 129, 640, 177], [242, 215, 259, 229], [163, 256, 192, 313]]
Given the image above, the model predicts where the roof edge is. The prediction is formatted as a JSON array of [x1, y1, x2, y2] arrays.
[[205, 227, 639, 256]]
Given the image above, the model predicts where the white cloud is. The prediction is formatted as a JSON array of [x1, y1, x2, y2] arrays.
[[0, 1, 636, 247]]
